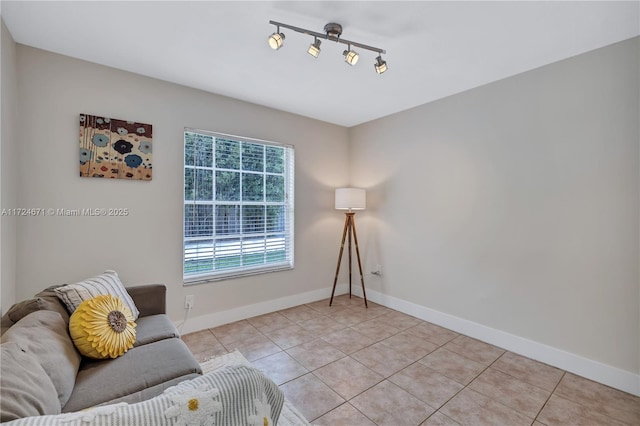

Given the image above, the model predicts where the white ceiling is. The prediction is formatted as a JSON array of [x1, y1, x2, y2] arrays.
[[2, 1, 639, 127]]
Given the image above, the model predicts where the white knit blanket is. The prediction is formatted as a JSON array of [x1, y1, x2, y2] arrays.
[[200, 350, 311, 426]]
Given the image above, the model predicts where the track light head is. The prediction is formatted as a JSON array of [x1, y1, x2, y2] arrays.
[[343, 47, 359, 66], [374, 56, 387, 74], [308, 38, 321, 58], [268, 32, 285, 50]]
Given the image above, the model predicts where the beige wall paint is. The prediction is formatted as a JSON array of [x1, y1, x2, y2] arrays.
[[5, 27, 639, 385], [1, 18, 18, 314], [14, 45, 349, 320], [350, 37, 639, 374]]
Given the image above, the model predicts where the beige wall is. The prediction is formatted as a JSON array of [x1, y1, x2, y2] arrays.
[[14, 45, 349, 320], [1, 18, 18, 314], [350, 37, 639, 374], [4, 25, 639, 389]]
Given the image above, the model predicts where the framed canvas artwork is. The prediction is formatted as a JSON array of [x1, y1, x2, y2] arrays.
[[79, 114, 153, 180]]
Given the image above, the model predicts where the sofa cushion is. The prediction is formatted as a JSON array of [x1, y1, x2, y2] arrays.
[[96, 373, 201, 406], [7, 365, 283, 426], [0, 342, 61, 422], [1, 312, 13, 335], [127, 284, 166, 317], [1, 310, 81, 407], [5, 286, 70, 326], [54, 270, 140, 319], [69, 295, 136, 359], [63, 337, 202, 412], [133, 314, 179, 347]]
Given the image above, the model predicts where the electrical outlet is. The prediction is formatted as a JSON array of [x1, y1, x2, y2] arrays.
[[185, 295, 195, 310], [372, 264, 382, 276]]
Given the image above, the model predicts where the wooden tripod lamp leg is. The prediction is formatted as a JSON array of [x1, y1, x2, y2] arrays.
[[347, 213, 353, 299], [351, 213, 368, 308], [329, 213, 350, 306]]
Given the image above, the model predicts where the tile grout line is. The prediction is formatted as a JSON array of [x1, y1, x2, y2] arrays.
[[188, 296, 640, 425], [286, 298, 386, 424], [330, 330, 461, 425], [531, 371, 565, 426], [300, 311, 438, 424], [211, 300, 459, 424], [419, 345, 508, 425]]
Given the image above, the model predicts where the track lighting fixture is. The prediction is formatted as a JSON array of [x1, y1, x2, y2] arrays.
[[374, 55, 388, 74], [308, 38, 321, 58], [268, 20, 387, 74]]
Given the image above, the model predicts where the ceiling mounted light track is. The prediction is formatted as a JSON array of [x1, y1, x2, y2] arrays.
[[268, 20, 388, 74]]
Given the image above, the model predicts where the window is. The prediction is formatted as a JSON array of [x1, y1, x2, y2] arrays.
[[184, 129, 294, 283]]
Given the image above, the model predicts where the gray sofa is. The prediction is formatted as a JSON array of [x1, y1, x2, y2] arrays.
[[1, 284, 202, 421]]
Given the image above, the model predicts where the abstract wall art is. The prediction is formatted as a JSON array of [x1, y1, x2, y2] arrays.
[[79, 114, 153, 180]]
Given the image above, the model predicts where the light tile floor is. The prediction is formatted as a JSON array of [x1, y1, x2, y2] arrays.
[[182, 295, 640, 425]]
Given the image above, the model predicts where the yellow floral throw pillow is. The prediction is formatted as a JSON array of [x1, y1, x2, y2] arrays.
[[69, 294, 137, 359]]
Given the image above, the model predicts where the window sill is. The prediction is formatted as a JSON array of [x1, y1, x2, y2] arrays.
[[183, 263, 294, 285]]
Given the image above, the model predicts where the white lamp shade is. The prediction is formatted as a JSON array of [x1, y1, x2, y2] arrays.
[[335, 188, 366, 210]]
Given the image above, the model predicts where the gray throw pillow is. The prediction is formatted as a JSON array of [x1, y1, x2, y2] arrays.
[[1, 310, 81, 407], [5, 295, 69, 325], [0, 342, 61, 422]]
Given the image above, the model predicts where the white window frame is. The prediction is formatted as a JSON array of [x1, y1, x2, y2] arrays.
[[183, 128, 294, 284]]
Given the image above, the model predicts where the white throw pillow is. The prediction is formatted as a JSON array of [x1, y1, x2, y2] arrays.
[[54, 270, 140, 320]]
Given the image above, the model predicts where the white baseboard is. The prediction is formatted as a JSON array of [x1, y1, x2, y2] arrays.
[[179, 284, 349, 335], [350, 286, 640, 397], [178, 283, 639, 397]]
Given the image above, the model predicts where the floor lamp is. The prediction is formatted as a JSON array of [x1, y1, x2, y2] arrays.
[[329, 188, 368, 308]]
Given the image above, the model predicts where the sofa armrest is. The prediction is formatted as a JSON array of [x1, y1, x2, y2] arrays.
[[126, 284, 166, 317]]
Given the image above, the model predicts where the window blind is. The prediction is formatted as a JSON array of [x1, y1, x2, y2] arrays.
[[183, 129, 294, 283]]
